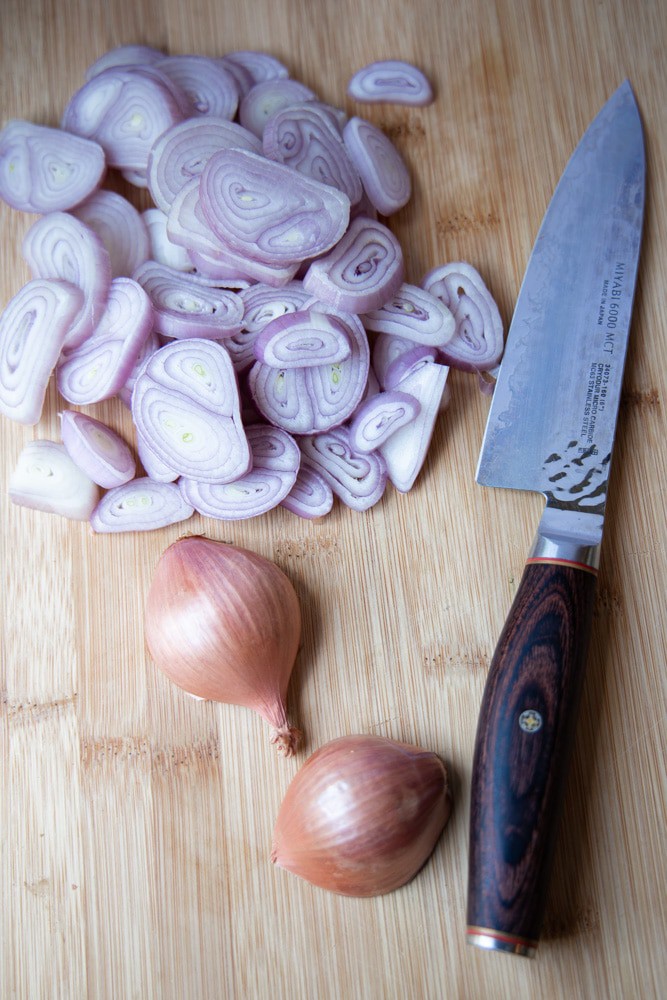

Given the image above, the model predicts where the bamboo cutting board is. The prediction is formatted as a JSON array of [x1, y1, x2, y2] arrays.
[[1, 1, 666, 997]]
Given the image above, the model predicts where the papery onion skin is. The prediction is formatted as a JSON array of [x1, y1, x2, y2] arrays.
[[145, 536, 302, 755], [271, 735, 452, 896]]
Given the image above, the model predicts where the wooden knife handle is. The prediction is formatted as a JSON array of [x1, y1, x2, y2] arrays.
[[466, 558, 598, 956]]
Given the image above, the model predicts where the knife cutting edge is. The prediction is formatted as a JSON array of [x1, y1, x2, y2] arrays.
[[466, 81, 645, 957]]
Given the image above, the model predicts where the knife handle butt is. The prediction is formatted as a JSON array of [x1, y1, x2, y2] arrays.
[[466, 558, 598, 955]]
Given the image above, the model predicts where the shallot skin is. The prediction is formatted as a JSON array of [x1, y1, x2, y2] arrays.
[[145, 536, 302, 755], [271, 734, 452, 896]]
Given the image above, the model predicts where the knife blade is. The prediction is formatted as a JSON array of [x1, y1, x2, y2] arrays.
[[466, 80, 645, 957]]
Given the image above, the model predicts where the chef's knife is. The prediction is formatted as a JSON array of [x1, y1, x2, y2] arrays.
[[466, 81, 645, 957]]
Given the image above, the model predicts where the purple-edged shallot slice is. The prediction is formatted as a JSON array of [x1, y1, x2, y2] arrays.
[[62, 65, 185, 171], [90, 478, 194, 533], [348, 390, 421, 454], [72, 189, 150, 278], [0, 120, 106, 214], [57, 276, 153, 404], [422, 262, 504, 372], [342, 116, 411, 215], [303, 214, 403, 313], [363, 283, 455, 347], [248, 309, 369, 435], [379, 360, 449, 492], [239, 78, 317, 138], [84, 44, 165, 79], [22, 211, 112, 350], [299, 425, 387, 511], [131, 338, 250, 484], [180, 424, 300, 520], [263, 103, 362, 205], [220, 51, 289, 91], [133, 260, 244, 340], [347, 60, 434, 106], [280, 465, 334, 519], [10, 439, 99, 520], [142, 208, 193, 271], [60, 410, 136, 488], [148, 116, 262, 213], [156, 55, 239, 120], [199, 148, 350, 266], [254, 309, 352, 368], [0, 279, 83, 425]]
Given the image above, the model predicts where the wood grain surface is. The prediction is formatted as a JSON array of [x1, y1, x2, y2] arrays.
[[1, 0, 665, 997]]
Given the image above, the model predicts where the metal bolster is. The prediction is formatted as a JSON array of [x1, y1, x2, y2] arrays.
[[529, 504, 603, 571]]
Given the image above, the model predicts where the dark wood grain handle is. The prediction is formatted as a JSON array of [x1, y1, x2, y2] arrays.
[[466, 558, 598, 956]]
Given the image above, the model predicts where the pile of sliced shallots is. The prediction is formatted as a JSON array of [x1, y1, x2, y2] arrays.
[[0, 45, 504, 531]]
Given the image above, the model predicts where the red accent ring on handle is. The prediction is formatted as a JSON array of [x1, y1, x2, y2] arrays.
[[526, 556, 599, 576]]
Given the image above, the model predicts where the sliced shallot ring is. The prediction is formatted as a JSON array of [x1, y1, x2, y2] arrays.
[[199, 147, 350, 266], [422, 262, 504, 372], [84, 44, 165, 79], [90, 478, 194, 533], [303, 214, 403, 313], [240, 281, 310, 333], [371, 332, 420, 387], [347, 60, 434, 106], [142, 208, 193, 271], [57, 277, 153, 404], [148, 116, 262, 213], [379, 361, 449, 492], [22, 211, 112, 350], [156, 55, 239, 119], [263, 103, 362, 204], [136, 429, 179, 483], [189, 244, 299, 288], [9, 439, 99, 520], [180, 424, 300, 520], [299, 426, 387, 511], [131, 338, 250, 483], [221, 51, 289, 89], [0, 279, 83, 425], [383, 345, 439, 390], [72, 189, 150, 278], [363, 282, 455, 346], [239, 78, 316, 137], [348, 390, 421, 454], [254, 309, 352, 368], [0, 120, 106, 214], [60, 410, 136, 487], [225, 281, 309, 373], [167, 176, 225, 257], [133, 260, 243, 340], [342, 116, 411, 215], [118, 331, 160, 407], [280, 465, 334, 519], [62, 66, 185, 171], [248, 308, 369, 434]]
